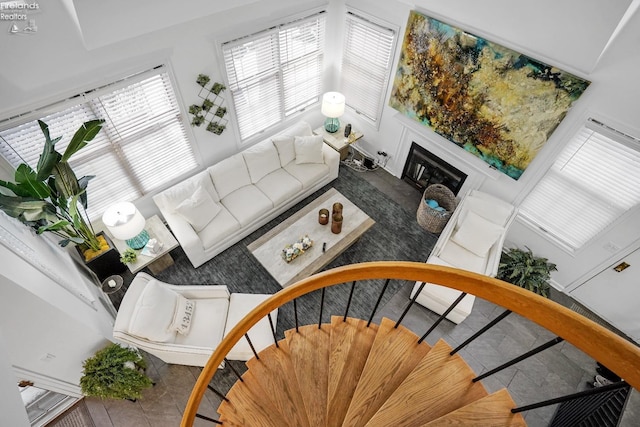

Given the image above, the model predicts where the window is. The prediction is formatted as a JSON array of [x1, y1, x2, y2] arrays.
[[520, 119, 640, 251], [0, 67, 197, 219], [222, 12, 326, 142], [340, 11, 396, 127]]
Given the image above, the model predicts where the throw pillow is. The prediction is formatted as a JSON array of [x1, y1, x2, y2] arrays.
[[174, 186, 221, 232], [208, 154, 251, 199], [128, 279, 178, 342], [451, 211, 505, 257], [294, 135, 324, 164], [170, 294, 196, 335], [243, 140, 281, 183], [272, 135, 296, 167]]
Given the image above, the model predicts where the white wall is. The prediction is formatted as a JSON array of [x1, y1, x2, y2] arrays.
[[0, 331, 30, 427]]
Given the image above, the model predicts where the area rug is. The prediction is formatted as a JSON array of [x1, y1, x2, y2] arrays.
[[154, 166, 437, 334]]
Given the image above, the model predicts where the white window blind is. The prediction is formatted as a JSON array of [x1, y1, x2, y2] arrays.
[[0, 68, 197, 219], [520, 119, 640, 250], [222, 12, 325, 141], [340, 11, 396, 127]]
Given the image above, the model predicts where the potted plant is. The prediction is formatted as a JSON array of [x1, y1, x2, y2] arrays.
[[80, 343, 153, 400], [0, 120, 125, 279], [202, 99, 214, 112], [196, 74, 210, 87], [497, 246, 557, 297], [120, 248, 137, 264]]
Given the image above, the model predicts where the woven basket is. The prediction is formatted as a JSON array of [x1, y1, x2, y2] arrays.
[[416, 184, 457, 234]]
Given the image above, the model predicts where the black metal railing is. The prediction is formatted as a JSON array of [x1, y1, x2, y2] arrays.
[[185, 264, 638, 426]]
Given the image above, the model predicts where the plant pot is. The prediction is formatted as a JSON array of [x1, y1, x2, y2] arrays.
[[77, 232, 126, 281], [331, 213, 343, 234]]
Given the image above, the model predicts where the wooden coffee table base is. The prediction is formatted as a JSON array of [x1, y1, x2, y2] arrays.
[[248, 188, 375, 287]]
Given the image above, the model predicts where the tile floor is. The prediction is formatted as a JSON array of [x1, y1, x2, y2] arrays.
[[83, 165, 639, 427]]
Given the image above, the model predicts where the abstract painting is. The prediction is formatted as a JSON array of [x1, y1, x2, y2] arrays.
[[389, 11, 590, 180]]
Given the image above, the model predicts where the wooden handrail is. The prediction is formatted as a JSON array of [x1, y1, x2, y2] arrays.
[[181, 261, 640, 426]]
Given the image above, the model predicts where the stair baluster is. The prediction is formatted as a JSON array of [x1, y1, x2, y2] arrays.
[[223, 358, 244, 383], [512, 380, 629, 414], [473, 336, 564, 382], [293, 298, 299, 333], [418, 292, 468, 344], [267, 313, 279, 348], [367, 278, 391, 327], [195, 413, 223, 424], [450, 309, 512, 355], [319, 287, 326, 328], [343, 280, 357, 321], [207, 385, 230, 403], [394, 281, 427, 328]]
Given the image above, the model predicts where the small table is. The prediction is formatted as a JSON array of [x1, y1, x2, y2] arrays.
[[101, 275, 123, 294], [248, 188, 375, 287], [314, 125, 363, 160], [106, 215, 179, 275]]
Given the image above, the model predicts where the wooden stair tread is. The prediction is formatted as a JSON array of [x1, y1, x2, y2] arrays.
[[342, 317, 431, 427], [243, 340, 311, 427], [218, 369, 290, 427], [285, 323, 331, 426], [365, 339, 488, 426], [424, 389, 527, 426], [327, 316, 379, 427]]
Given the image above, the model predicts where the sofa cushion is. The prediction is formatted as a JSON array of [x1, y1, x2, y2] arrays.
[[174, 186, 222, 232], [221, 185, 273, 227], [459, 193, 514, 227], [451, 211, 504, 257], [225, 293, 278, 361], [294, 135, 324, 164], [284, 161, 329, 188], [174, 297, 229, 348], [256, 169, 302, 206], [159, 171, 220, 212], [208, 154, 251, 199], [272, 121, 313, 167], [243, 140, 281, 184], [438, 240, 488, 274], [128, 279, 177, 343], [198, 207, 242, 250]]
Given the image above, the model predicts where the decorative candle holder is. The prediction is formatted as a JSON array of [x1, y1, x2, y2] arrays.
[[332, 202, 343, 217], [318, 208, 329, 225], [331, 213, 343, 234]]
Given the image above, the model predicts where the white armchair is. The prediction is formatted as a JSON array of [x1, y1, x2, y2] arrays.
[[411, 190, 517, 324], [113, 272, 277, 367]]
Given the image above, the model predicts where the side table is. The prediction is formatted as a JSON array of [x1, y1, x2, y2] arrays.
[[313, 125, 363, 160], [106, 215, 179, 275]]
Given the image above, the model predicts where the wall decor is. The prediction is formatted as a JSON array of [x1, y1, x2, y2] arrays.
[[189, 74, 228, 135], [389, 11, 590, 180]]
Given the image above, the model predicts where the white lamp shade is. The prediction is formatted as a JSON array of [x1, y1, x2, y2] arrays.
[[102, 202, 146, 240], [321, 92, 345, 118]]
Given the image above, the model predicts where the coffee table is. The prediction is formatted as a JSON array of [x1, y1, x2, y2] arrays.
[[248, 188, 375, 287]]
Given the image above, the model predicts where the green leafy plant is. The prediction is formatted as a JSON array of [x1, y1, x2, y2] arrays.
[[497, 246, 557, 297], [196, 74, 210, 87], [206, 122, 225, 135], [188, 104, 202, 115], [191, 115, 205, 127], [202, 99, 214, 112], [0, 120, 105, 253], [214, 106, 227, 118], [211, 82, 225, 95], [120, 248, 137, 264], [80, 343, 153, 400]]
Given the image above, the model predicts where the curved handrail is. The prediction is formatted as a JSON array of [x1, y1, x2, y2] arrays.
[[181, 261, 640, 426]]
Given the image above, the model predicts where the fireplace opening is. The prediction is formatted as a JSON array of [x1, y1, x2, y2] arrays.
[[402, 142, 467, 195]]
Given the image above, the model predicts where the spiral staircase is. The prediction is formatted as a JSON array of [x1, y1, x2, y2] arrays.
[[181, 262, 640, 426]]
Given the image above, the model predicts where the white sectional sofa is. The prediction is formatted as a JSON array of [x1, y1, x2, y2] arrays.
[[153, 121, 339, 268]]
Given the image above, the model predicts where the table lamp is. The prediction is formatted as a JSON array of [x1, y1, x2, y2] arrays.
[[102, 202, 149, 249], [321, 92, 345, 133]]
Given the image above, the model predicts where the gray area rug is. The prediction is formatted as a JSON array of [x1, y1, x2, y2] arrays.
[[150, 165, 437, 389], [153, 166, 436, 332]]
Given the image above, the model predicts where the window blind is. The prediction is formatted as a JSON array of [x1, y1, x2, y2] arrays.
[[519, 119, 640, 250], [340, 11, 396, 127], [0, 69, 197, 219], [222, 12, 325, 141]]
